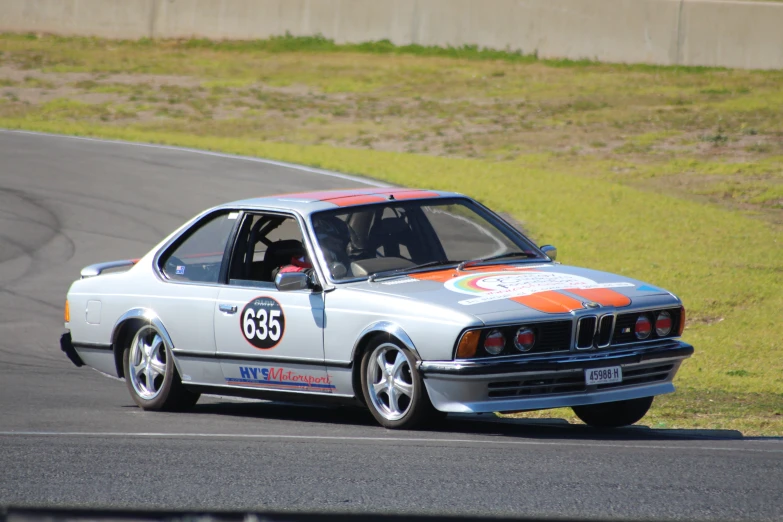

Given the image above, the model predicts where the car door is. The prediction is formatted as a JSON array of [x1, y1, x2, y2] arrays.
[[213, 211, 332, 395], [154, 209, 241, 386]]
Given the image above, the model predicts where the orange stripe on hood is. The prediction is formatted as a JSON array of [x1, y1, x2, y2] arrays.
[[407, 265, 533, 283], [511, 291, 585, 314], [567, 288, 631, 308], [408, 270, 459, 283]]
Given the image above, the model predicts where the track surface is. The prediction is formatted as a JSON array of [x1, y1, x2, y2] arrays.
[[0, 131, 781, 520]]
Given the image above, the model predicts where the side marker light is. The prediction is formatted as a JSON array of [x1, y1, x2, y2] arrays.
[[456, 330, 480, 359]]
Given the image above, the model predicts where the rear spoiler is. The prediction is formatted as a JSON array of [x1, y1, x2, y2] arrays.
[[80, 259, 139, 279]]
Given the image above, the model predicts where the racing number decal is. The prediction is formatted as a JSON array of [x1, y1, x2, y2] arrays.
[[241, 297, 285, 349]]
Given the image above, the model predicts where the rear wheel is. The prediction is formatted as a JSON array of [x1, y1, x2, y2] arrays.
[[572, 396, 654, 428], [360, 339, 437, 429], [123, 324, 199, 411]]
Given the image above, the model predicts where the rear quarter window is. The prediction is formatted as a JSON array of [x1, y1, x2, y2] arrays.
[[160, 211, 237, 283]]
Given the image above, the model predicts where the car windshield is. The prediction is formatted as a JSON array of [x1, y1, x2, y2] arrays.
[[310, 198, 546, 281]]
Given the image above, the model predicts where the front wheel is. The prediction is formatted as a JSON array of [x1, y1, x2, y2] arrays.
[[360, 340, 437, 429], [123, 324, 200, 411], [572, 396, 654, 428]]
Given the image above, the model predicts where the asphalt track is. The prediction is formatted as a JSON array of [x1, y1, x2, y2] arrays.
[[0, 130, 781, 521]]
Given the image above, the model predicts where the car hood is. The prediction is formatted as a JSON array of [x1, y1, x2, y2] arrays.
[[343, 263, 675, 323]]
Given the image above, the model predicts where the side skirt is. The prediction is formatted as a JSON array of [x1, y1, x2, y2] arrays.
[[184, 383, 361, 407]]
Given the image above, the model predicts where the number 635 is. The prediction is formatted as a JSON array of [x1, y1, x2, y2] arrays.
[[243, 308, 281, 341]]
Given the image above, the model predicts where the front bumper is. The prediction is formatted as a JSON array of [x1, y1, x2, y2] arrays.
[[419, 340, 693, 413]]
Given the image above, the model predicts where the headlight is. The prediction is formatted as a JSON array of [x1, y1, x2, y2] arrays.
[[514, 327, 535, 352], [655, 311, 672, 336], [484, 329, 506, 355], [635, 315, 652, 339]]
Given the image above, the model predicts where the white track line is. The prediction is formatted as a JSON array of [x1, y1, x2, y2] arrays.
[[0, 129, 389, 188], [0, 431, 780, 454]]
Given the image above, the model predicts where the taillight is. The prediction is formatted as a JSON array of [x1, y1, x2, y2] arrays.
[[456, 330, 480, 359], [514, 327, 535, 352], [655, 311, 672, 336], [484, 329, 506, 355], [634, 315, 652, 339], [64, 300, 70, 323]]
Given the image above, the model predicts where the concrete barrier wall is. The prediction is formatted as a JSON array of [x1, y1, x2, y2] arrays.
[[0, 0, 155, 40], [0, 0, 781, 69], [679, 1, 783, 69]]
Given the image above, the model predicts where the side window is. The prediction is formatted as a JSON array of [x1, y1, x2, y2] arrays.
[[160, 211, 237, 283], [228, 213, 309, 286]]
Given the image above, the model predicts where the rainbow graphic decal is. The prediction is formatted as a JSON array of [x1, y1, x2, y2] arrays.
[[444, 271, 634, 306]]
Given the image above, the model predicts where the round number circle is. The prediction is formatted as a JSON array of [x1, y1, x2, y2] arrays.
[[241, 297, 285, 349]]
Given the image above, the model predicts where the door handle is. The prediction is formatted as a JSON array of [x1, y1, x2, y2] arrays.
[[219, 304, 237, 314]]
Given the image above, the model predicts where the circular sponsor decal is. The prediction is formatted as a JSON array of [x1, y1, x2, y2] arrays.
[[445, 271, 597, 297], [241, 296, 285, 349]]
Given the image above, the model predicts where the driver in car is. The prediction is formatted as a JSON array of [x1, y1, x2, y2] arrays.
[[311, 215, 352, 279], [272, 216, 352, 281]]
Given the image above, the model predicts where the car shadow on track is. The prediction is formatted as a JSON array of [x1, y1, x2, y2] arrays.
[[186, 397, 770, 442]]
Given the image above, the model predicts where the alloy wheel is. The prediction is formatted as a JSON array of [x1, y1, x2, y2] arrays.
[[366, 343, 415, 421], [128, 325, 168, 400]]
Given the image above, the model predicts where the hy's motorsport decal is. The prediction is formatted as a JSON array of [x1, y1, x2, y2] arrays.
[[241, 297, 285, 349], [445, 271, 634, 306], [226, 366, 335, 393]]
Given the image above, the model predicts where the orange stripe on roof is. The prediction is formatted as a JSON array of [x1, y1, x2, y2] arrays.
[[511, 291, 585, 313], [331, 195, 387, 207], [275, 189, 375, 201], [272, 188, 441, 207], [567, 288, 631, 308], [385, 190, 440, 201]]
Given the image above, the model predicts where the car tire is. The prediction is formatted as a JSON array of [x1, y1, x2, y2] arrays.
[[123, 324, 200, 411], [572, 396, 654, 428], [360, 339, 438, 429]]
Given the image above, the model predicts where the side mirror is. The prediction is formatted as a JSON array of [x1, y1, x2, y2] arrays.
[[275, 271, 309, 291], [540, 244, 557, 261]]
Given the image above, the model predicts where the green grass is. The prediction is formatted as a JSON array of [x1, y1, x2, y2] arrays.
[[2, 35, 780, 222], [0, 34, 781, 435]]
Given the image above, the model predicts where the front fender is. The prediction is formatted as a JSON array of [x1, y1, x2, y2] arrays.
[[351, 321, 419, 360]]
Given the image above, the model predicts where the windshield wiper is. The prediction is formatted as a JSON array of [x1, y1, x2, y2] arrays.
[[456, 251, 538, 271], [368, 260, 456, 282]]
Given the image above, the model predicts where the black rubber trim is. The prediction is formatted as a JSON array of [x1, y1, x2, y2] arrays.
[[60, 332, 84, 367], [172, 350, 352, 369], [4, 505, 533, 522], [420, 341, 694, 376]]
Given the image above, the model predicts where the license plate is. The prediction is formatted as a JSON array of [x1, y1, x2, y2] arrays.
[[585, 366, 622, 385]]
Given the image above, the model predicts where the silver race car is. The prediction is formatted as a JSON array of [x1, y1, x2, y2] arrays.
[[61, 188, 692, 429]]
